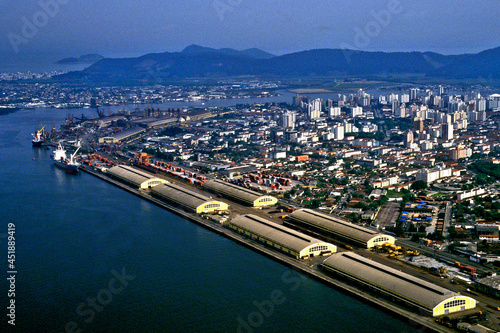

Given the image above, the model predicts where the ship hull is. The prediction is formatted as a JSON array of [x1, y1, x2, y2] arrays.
[[54, 160, 79, 174], [32, 140, 43, 147]]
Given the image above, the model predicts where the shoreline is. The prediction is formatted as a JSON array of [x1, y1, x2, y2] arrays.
[[81, 166, 452, 333]]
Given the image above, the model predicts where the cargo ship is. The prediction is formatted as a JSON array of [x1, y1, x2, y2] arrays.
[[52, 142, 81, 173], [32, 125, 45, 147]]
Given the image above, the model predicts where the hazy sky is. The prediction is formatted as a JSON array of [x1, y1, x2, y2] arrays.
[[0, 0, 499, 65]]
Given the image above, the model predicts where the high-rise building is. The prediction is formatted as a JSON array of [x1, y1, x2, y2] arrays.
[[395, 105, 406, 118], [292, 94, 305, 107], [413, 118, 424, 132], [349, 106, 363, 117], [282, 112, 296, 128], [333, 124, 345, 141], [308, 108, 320, 120], [389, 93, 399, 103], [344, 122, 353, 133], [400, 94, 410, 103], [391, 100, 399, 114], [439, 85, 444, 96], [328, 107, 341, 117], [410, 88, 418, 101], [404, 130, 413, 146], [477, 99, 487, 112], [441, 123, 453, 140], [313, 98, 322, 112], [467, 111, 478, 123], [449, 147, 467, 161], [359, 96, 371, 106], [477, 111, 487, 122]]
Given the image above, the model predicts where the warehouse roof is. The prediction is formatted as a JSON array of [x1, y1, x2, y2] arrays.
[[151, 182, 216, 209], [107, 165, 167, 188], [111, 127, 146, 142], [289, 209, 387, 244], [203, 179, 272, 203], [322, 252, 467, 311], [476, 275, 500, 290], [230, 214, 335, 254]]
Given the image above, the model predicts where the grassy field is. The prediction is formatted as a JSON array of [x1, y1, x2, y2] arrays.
[[386, 190, 404, 198]]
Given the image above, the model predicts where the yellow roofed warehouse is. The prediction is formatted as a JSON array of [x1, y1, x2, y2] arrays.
[[203, 179, 278, 207], [230, 214, 336, 259], [106, 165, 168, 189], [321, 252, 476, 317], [287, 209, 395, 248], [151, 183, 228, 214]]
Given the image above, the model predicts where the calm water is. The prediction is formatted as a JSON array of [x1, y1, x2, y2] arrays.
[[0, 108, 423, 333]]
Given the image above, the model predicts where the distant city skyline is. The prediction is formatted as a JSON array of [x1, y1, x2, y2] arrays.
[[0, 0, 498, 69]]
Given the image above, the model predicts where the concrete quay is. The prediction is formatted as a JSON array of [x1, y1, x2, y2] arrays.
[[81, 166, 453, 333]]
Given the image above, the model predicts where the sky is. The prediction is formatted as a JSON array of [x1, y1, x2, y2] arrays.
[[0, 0, 499, 70]]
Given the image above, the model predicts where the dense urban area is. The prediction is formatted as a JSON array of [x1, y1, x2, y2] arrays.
[[7, 74, 500, 332]]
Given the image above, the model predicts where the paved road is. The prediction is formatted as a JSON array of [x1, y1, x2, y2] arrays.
[[443, 201, 451, 237]]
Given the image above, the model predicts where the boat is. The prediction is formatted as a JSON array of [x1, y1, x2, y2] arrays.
[[52, 142, 81, 174], [32, 125, 45, 147]]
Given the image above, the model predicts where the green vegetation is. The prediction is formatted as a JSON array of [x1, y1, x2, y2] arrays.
[[410, 180, 427, 191], [454, 196, 500, 222], [383, 118, 413, 131], [469, 161, 500, 181]]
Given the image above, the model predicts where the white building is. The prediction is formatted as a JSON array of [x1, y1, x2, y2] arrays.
[[333, 124, 345, 141], [349, 106, 363, 117], [328, 107, 341, 117], [282, 111, 296, 129], [415, 165, 452, 183], [441, 123, 454, 140]]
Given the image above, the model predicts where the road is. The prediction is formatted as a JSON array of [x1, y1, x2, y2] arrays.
[[443, 201, 451, 237]]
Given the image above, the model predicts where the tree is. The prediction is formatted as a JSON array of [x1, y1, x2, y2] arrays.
[[411, 180, 427, 191], [374, 131, 386, 141]]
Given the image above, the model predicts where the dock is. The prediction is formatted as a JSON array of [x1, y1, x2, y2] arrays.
[[81, 166, 452, 333]]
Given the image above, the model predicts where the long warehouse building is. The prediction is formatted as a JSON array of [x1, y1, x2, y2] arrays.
[[106, 165, 168, 189], [99, 127, 146, 144], [286, 209, 395, 248], [203, 179, 278, 207], [151, 182, 228, 214], [321, 252, 476, 317], [229, 214, 336, 259]]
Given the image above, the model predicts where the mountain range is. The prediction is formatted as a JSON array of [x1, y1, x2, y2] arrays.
[[55, 54, 104, 65], [57, 45, 500, 84]]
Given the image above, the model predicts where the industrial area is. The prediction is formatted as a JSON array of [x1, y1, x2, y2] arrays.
[[34, 95, 500, 333], [78, 159, 498, 332]]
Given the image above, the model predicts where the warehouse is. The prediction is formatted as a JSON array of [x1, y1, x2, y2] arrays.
[[321, 252, 476, 317], [229, 214, 336, 259], [203, 179, 278, 207], [151, 183, 228, 214], [106, 165, 168, 189], [99, 127, 146, 144], [474, 275, 500, 298], [286, 209, 395, 248]]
